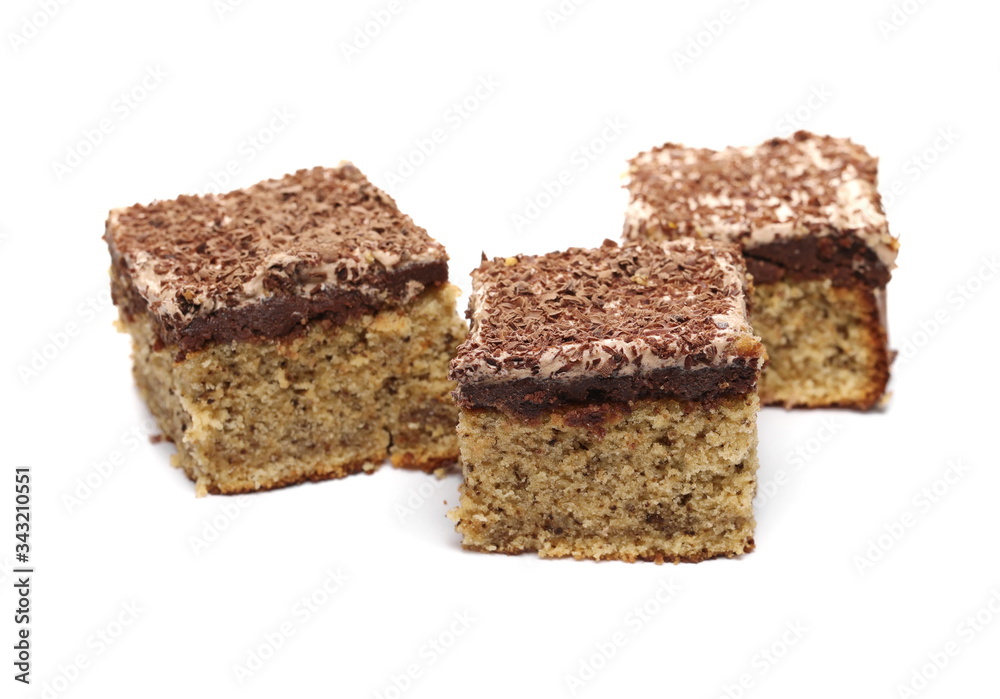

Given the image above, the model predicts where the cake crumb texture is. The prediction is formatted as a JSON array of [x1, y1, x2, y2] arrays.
[[450, 394, 759, 563], [753, 280, 889, 409], [125, 284, 466, 494]]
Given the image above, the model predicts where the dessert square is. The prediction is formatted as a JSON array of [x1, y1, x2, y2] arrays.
[[448, 239, 765, 563], [624, 131, 899, 409], [106, 165, 467, 495]]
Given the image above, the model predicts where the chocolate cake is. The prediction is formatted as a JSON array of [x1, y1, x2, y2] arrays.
[[448, 238, 765, 563], [106, 165, 467, 495], [624, 131, 899, 409]]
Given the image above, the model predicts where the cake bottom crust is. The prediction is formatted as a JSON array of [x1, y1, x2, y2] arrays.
[[753, 280, 890, 410], [450, 394, 759, 563], [124, 285, 467, 495]]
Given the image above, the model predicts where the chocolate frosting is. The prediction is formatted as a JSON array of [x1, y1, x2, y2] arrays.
[[456, 364, 760, 417], [105, 164, 449, 352], [450, 238, 764, 412], [743, 233, 890, 287], [623, 131, 899, 287]]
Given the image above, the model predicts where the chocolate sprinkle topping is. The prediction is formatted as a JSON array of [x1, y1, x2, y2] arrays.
[[450, 238, 764, 411], [105, 165, 449, 352], [623, 131, 899, 285]]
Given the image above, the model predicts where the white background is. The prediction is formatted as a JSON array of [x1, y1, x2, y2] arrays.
[[2, 1, 999, 697]]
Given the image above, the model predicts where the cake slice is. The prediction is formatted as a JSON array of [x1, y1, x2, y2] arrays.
[[106, 165, 467, 495], [624, 131, 899, 409], [448, 239, 766, 563]]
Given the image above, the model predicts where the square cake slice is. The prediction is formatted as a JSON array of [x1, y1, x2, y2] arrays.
[[106, 165, 467, 495], [448, 239, 765, 563], [624, 131, 899, 409]]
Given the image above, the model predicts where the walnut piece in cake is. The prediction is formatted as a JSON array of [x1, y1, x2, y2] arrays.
[[106, 165, 467, 495]]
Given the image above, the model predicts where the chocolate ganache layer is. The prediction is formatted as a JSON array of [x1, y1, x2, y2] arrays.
[[105, 164, 450, 354], [450, 239, 765, 416], [624, 131, 899, 288]]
